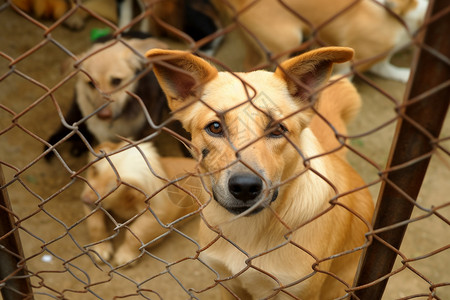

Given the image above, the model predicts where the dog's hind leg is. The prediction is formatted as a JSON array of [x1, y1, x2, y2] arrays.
[[234, 3, 304, 70], [239, 24, 303, 70], [369, 55, 411, 82]]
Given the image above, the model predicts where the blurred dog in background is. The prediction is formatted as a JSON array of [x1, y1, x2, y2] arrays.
[[45, 33, 189, 160], [81, 141, 203, 265], [211, 0, 428, 82], [11, 0, 70, 20]]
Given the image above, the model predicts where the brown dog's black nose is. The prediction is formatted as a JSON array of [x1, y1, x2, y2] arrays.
[[228, 174, 263, 202]]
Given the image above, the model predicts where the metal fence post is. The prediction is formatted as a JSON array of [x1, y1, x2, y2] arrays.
[[0, 165, 34, 300], [352, 0, 450, 298]]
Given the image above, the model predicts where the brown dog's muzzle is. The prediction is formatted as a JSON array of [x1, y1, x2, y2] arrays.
[[212, 172, 279, 216], [97, 106, 113, 120]]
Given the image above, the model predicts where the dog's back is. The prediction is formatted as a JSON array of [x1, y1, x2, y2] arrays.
[[310, 76, 362, 158], [312, 80, 373, 298]]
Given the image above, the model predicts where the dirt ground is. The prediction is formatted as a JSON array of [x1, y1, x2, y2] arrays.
[[0, 4, 449, 300]]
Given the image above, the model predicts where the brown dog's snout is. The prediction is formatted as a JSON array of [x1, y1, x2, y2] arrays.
[[228, 174, 263, 202]]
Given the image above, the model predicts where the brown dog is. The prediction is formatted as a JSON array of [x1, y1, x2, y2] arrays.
[[81, 141, 203, 266], [212, 0, 428, 82], [146, 47, 374, 298]]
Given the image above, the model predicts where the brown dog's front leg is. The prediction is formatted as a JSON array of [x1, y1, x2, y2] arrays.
[[83, 205, 113, 263], [113, 212, 168, 266]]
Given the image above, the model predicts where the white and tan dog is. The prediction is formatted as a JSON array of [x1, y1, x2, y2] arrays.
[[213, 0, 428, 82], [74, 36, 168, 143], [45, 34, 192, 160], [81, 141, 202, 265], [146, 47, 374, 298]]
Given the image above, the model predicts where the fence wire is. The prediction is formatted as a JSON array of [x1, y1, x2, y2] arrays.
[[0, 0, 449, 299]]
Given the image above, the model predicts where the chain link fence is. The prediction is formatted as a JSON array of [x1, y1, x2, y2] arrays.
[[1, 0, 449, 299]]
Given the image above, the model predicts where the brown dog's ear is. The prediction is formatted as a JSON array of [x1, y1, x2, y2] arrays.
[[145, 49, 218, 111], [274, 47, 354, 100]]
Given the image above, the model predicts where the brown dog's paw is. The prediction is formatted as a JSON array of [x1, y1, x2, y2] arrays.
[[112, 245, 141, 267], [11, 0, 69, 20], [91, 242, 113, 263]]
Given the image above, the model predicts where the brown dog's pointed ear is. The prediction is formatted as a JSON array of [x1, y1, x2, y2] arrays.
[[145, 49, 218, 111], [274, 47, 354, 100]]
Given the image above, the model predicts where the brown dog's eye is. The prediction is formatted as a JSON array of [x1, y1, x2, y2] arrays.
[[269, 123, 288, 138], [111, 77, 122, 87], [206, 121, 224, 136], [88, 81, 95, 89]]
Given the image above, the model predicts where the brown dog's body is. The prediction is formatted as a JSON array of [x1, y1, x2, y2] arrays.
[[147, 47, 374, 298], [81, 141, 201, 265], [195, 78, 373, 299], [213, 0, 427, 82]]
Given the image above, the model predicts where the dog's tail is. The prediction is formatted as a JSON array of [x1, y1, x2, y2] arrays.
[[310, 76, 361, 159]]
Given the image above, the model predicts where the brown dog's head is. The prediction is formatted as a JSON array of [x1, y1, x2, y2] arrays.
[[75, 38, 167, 120], [146, 47, 353, 216]]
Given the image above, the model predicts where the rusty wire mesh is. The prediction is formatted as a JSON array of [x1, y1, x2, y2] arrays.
[[1, 0, 449, 299]]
